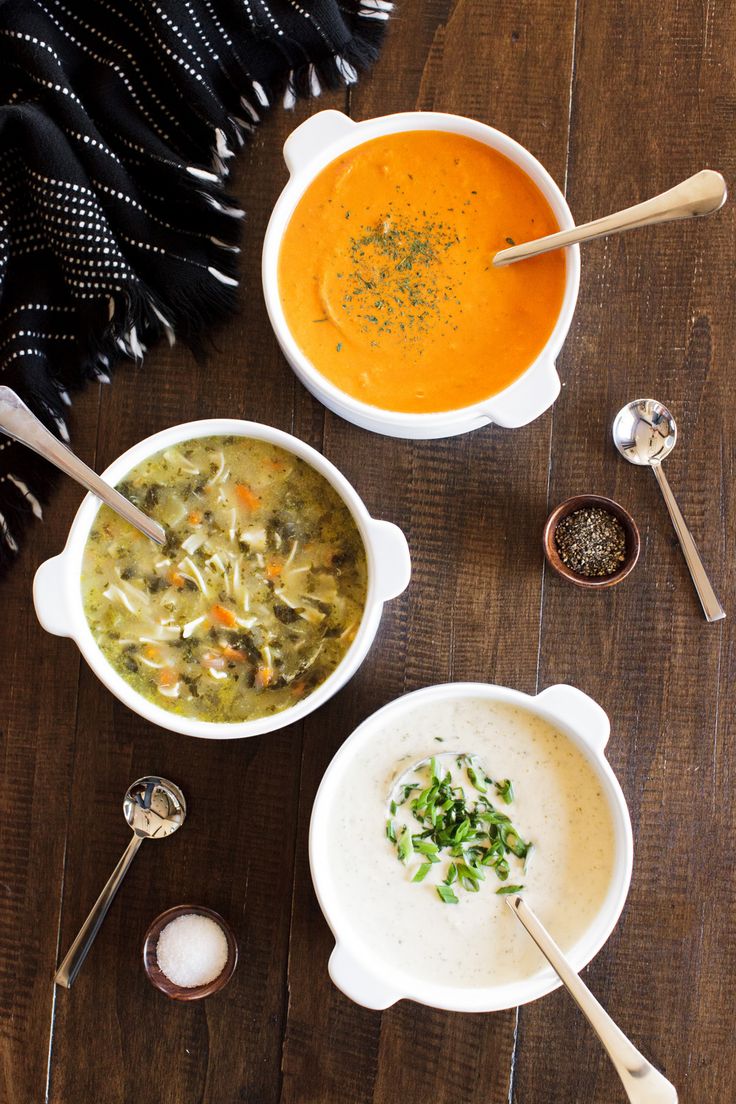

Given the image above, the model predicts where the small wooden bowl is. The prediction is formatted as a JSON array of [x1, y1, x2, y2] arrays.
[[143, 905, 238, 1000], [543, 494, 640, 589]]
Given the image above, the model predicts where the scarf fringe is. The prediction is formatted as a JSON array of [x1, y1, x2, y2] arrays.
[[0, 1, 391, 570]]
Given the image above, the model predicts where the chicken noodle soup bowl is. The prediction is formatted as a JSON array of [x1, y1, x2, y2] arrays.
[[309, 683, 633, 1012], [263, 111, 581, 439], [33, 419, 410, 740]]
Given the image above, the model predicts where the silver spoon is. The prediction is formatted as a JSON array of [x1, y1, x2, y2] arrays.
[[507, 896, 678, 1104], [493, 169, 727, 266], [612, 399, 725, 622], [0, 386, 165, 544], [54, 776, 186, 988]]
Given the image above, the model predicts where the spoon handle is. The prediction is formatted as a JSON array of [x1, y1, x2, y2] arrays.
[[507, 897, 678, 1104], [493, 169, 727, 266], [0, 386, 165, 545], [651, 462, 725, 622], [55, 834, 143, 988]]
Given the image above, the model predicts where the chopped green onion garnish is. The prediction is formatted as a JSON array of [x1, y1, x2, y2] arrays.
[[387, 755, 531, 903], [397, 825, 414, 864], [495, 778, 514, 804], [412, 862, 432, 883], [413, 838, 439, 856], [465, 755, 488, 793]]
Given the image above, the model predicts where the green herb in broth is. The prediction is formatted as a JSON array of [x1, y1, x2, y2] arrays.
[[81, 435, 368, 723], [389, 754, 530, 902]]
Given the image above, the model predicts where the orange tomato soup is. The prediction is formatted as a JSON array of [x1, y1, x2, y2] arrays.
[[278, 131, 566, 414]]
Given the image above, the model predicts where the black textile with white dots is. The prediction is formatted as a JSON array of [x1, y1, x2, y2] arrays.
[[0, 0, 390, 567]]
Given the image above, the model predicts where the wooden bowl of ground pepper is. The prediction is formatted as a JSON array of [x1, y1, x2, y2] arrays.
[[543, 495, 640, 589]]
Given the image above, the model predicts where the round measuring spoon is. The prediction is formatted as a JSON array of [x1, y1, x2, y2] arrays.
[[493, 169, 726, 266], [507, 896, 678, 1104], [0, 386, 165, 544], [54, 776, 186, 989], [612, 399, 725, 622]]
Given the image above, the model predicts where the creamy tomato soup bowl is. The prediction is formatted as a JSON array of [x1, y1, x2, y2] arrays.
[[32, 419, 410, 740], [309, 683, 633, 1012], [263, 110, 581, 439]]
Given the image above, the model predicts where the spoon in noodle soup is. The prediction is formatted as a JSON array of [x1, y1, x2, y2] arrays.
[[0, 386, 165, 544]]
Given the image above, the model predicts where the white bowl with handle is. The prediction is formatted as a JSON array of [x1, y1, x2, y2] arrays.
[[33, 418, 411, 740], [262, 110, 581, 439], [309, 682, 633, 1011]]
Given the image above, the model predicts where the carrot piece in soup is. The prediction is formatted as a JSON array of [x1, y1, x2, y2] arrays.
[[255, 665, 274, 688], [159, 667, 178, 688], [235, 484, 260, 510], [210, 604, 237, 627]]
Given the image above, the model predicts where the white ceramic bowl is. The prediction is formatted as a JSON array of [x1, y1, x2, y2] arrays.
[[33, 419, 411, 740], [309, 682, 633, 1012], [262, 110, 581, 439]]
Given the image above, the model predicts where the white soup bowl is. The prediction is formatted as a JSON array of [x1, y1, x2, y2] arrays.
[[33, 418, 411, 740], [262, 110, 581, 439]]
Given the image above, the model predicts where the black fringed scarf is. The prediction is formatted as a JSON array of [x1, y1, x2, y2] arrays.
[[0, 0, 391, 568]]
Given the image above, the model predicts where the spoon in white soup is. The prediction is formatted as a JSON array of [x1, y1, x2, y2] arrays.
[[507, 895, 678, 1104], [0, 385, 165, 544], [493, 169, 726, 266]]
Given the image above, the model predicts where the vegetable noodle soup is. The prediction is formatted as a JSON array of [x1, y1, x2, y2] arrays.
[[81, 436, 368, 723]]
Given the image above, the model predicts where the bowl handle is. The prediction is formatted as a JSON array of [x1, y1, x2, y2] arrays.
[[33, 554, 74, 638], [367, 519, 411, 603], [535, 684, 610, 752], [283, 110, 357, 176], [328, 943, 401, 1009], [480, 358, 561, 428]]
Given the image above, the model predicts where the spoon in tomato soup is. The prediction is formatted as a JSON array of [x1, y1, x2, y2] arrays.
[[0, 385, 165, 544], [493, 169, 726, 266]]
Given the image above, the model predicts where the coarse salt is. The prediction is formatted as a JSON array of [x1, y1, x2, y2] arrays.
[[156, 913, 229, 988]]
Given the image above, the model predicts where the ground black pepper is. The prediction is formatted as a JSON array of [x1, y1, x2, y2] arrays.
[[554, 506, 627, 577]]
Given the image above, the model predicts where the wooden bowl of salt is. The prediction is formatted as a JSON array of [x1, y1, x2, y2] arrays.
[[143, 904, 238, 1000]]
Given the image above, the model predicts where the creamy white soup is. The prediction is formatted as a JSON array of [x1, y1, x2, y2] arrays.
[[323, 697, 616, 989]]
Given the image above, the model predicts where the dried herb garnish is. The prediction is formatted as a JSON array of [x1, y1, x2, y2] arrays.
[[389, 755, 530, 902], [554, 506, 627, 577], [341, 214, 460, 339]]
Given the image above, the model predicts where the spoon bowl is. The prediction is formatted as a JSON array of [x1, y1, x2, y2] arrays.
[[124, 776, 187, 839], [612, 398, 677, 466]]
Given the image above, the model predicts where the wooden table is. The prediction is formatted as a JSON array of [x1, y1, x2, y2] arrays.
[[2, 3, 734, 1101]]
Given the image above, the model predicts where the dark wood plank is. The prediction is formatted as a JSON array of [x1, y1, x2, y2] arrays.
[[279, 4, 580, 1102], [46, 93, 339, 1104], [511, 1, 736, 1102], [0, 383, 101, 1104]]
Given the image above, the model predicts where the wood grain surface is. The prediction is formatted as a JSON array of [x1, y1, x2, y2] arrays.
[[1, 3, 734, 1102]]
